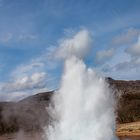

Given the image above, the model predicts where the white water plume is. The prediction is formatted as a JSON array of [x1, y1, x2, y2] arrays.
[[46, 29, 118, 140]]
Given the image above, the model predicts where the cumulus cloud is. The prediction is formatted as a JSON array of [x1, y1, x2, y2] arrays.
[[96, 48, 115, 63], [1, 72, 47, 92], [56, 29, 91, 59], [0, 45, 60, 101], [0, 72, 48, 101], [112, 28, 140, 46]]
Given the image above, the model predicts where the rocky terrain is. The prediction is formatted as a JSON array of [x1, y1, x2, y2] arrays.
[[0, 78, 140, 135]]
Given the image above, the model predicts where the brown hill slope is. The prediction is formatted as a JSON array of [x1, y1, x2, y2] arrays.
[[0, 91, 53, 134], [107, 78, 140, 123], [0, 78, 139, 134]]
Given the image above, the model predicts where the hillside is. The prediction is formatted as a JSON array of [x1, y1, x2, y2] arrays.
[[107, 78, 140, 123], [0, 78, 139, 134], [0, 91, 53, 134]]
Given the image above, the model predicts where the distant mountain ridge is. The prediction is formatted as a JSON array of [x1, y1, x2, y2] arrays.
[[0, 78, 140, 134]]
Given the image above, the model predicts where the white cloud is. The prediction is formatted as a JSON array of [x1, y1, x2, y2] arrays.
[[11, 45, 59, 82], [96, 33, 140, 80], [112, 28, 140, 45], [0, 45, 60, 101], [12, 61, 45, 78], [125, 35, 140, 56], [114, 56, 140, 72], [96, 48, 115, 63], [0, 72, 48, 101], [111, 36, 140, 75], [0, 87, 49, 101], [95, 28, 140, 79], [1, 72, 47, 92], [56, 29, 91, 59], [114, 61, 136, 72]]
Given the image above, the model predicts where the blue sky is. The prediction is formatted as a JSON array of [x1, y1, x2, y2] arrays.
[[0, 0, 140, 100]]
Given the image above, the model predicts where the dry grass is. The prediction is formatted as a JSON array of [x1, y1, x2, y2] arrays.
[[116, 121, 140, 137]]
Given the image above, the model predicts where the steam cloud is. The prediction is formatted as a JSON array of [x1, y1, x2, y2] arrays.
[[46, 29, 118, 140], [56, 29, 91, 59]]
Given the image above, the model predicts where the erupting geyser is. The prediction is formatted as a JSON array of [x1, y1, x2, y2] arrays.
[[45, 29, 118, 140]]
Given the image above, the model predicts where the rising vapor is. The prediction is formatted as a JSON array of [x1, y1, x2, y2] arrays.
[[45, 29, 118, 140]]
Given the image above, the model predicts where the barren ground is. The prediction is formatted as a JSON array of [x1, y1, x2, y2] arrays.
[[116, 121, 140, 137]]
